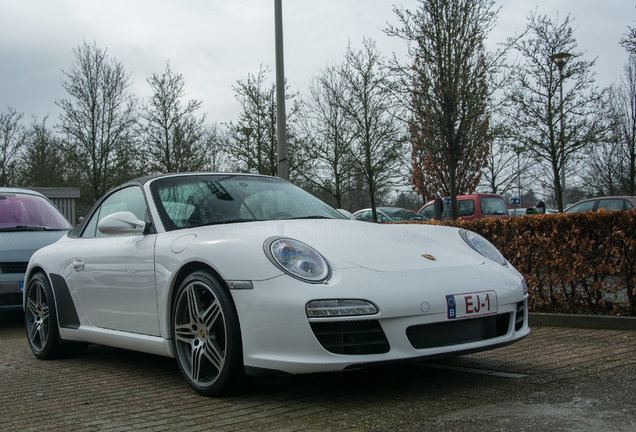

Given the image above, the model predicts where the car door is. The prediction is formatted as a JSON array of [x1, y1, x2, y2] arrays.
[[69, 186, 159, 336]]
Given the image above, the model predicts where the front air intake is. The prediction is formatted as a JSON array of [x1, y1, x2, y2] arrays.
[[310, 320, 390, 355], [406, 314, 510, 349]]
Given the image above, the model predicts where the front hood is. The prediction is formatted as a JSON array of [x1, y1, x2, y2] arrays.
[[0, 230, 68, 263], [277, 220, 484, 271], [190, 220, 485, 273]]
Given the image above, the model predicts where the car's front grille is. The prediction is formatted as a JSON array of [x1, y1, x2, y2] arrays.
[[515, 301, 526, 331], [310, 320, 390, 355], [0, 262, 28, 274], [406, 313, 510, 350], [0, 293, 22, 306]]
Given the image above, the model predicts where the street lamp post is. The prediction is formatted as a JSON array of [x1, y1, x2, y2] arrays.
[[550, 52, 571, 210], [274, 0, 288, 180]]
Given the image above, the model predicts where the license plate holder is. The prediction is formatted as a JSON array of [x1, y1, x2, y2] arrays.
[[446, 290, 497, 319]]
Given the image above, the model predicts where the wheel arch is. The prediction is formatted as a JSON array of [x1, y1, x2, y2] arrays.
[[169, 261, 229, 309], [24, 266, 49, 306], [166, 261, 242, 342]]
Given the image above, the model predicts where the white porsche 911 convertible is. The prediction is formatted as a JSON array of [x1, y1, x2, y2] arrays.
[[24, 173, 529, 395]]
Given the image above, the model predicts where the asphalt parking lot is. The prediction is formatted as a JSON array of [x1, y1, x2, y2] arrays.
[[1, 308, 634, 432]]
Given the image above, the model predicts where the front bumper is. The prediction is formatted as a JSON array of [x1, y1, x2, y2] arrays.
[[0, 276, 24, 306], [230, 263, 530, 374]]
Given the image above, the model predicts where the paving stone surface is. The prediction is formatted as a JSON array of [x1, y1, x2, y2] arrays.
[[1, 308, 634, 432]]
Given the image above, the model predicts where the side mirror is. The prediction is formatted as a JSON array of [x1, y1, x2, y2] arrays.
[[336, 209, 355, 220], [98, 211, 145, 235]]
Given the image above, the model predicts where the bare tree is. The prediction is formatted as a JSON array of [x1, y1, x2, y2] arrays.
[[613, 55, 636, 195], [386, 0, 501, 218], [339, 39, 406, 222], [620, 27, 636, 55], [0, 107, 24, 186], [226, 66, 278, 175], [586, 55, 636, 195], [57, 41, 138, 206], [202, 123, 230, 172], [225, 66, 300, 177], [298, 65, 357, 208], [505, 14, 605, 210], [19, 116, 66, 187], [142, 62, 206, 173]]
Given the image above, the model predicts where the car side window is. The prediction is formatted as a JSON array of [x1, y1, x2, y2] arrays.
[[566, 200, 596, 213], [377, 212, 389, 223], [81, 186, 147, 238], [420, 205, 434, 219], [458, 200, 475, 217], [355, 210, 372, 221], [81, 211, 99, 238], [598, 199, 624, 211], [480, 197, 507, 215]]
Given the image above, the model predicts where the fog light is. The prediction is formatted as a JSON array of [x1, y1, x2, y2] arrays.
[[306, 299, 378, 317]]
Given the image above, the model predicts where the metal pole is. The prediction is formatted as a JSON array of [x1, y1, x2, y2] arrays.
[[551, 52, 571, 210], [559, 73, 565, 209], [274, 0, 288, 180]]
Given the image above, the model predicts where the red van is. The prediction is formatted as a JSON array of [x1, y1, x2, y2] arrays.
[[418, 193, 508, 220]]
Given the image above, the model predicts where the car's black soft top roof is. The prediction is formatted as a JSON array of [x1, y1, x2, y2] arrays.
[[121, 172, 274, 188]]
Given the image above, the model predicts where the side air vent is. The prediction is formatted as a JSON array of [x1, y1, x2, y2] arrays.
[[515, 301, 526, 331]]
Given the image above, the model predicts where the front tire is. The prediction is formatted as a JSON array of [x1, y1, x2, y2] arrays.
[[172, 271, 243, 396]]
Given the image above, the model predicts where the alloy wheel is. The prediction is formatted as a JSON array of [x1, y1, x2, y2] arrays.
[[25, 279, 50, 352], [173, 280, 227, 387]]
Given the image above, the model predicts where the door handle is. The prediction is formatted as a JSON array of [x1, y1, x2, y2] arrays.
[[72, 258, 85, 271]]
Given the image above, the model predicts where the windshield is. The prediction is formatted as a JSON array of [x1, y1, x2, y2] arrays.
[[0, 192, 71, 230], [150, 174, 346, 231]]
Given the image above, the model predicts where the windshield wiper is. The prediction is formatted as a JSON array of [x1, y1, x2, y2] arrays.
[[190, 218, 264, 227], [288, 216, 331, 220], [0, 226, 52, 232]]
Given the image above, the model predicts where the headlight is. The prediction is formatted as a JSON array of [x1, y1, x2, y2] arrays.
[[264, 237, 331, 283], [459, 229, 507, 266]]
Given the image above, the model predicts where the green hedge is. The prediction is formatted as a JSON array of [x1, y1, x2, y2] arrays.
[[406, 211, 635, 316]]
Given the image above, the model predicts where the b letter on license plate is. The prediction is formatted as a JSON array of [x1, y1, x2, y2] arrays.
[[446, 290, 497, 319]]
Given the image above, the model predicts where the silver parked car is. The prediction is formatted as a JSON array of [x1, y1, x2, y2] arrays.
[[0, 188, 71, 307], [353, 207, 428, 223], [564, 196, 636, 213]]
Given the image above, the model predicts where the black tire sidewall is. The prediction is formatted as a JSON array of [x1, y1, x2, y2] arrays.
[[172, 271, 243, 396]]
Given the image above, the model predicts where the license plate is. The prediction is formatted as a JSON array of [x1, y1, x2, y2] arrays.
[[446, 290, 497, 319], [19, 281, 24, 293]]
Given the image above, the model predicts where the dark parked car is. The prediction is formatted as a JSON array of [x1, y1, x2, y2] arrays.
[[0, 188, 71, 307], [352, 207, 428, 223], [564, 196, 636, 213], [418, 194, 508, 220]]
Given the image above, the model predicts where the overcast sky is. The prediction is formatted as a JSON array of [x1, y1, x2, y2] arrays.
[[1, 0, 634, 125]]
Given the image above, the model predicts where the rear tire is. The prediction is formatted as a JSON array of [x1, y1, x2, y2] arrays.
[[172, 271, 243, 396], [24, 272, 62, 359]]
